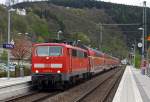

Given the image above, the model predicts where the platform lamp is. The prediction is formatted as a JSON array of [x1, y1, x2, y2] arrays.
[[138, 27, 145, 74], [7, 6, 15, 78], [57, 30, 62, 40]]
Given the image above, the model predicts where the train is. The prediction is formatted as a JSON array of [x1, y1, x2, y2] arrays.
[[31, 42, 120, 89]]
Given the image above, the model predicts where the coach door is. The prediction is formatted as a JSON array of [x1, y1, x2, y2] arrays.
[[68, 48, 72, 73], [87, 51, 94, 73]]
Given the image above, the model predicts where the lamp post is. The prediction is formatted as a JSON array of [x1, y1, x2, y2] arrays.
[[7, 7, 11, 78], [138, 27, 144, 58], [138, 27, 146, 74], [7, 5, 15, 78], [143, 1, 149, 75], [77, 39, 81, 45], [137, 1, 147, 75], [57, 30, 62, 40]]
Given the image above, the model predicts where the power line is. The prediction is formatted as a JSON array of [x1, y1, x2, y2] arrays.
[[100, 23, 140, 26]]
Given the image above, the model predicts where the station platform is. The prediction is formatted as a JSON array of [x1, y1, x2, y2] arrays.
[[113, 66, 150, 102], [0, 76, 31, 88]]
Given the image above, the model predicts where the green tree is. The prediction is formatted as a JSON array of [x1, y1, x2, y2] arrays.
[[0, 50, 8, 64], [71, 32, 91, 44], [37, 36, 45, 42], [135, 52, 141, 68]]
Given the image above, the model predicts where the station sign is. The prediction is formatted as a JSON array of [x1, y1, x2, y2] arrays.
[[3, 44, 14, 49]]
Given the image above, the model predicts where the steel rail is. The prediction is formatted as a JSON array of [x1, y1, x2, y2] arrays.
[[73, 68, 123, 102]]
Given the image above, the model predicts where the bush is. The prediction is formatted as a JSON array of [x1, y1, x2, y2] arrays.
[[135, 53, 141, 68], [0, 65, 31, 78], [14, 65, 31, 77], [0, 71, 7, 77]]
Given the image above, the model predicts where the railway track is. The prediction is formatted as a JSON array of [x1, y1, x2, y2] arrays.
[[73, 67, 124, 102], [39, 67, 124, 102], [4, 91, 59, 102], [3, 67, 124, 102]]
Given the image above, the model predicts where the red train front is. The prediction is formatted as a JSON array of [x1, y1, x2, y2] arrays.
[[32, 43, 90, 89]]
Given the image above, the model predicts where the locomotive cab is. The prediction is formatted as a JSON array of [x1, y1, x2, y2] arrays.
[[32, 43, 69, 88], [32, 45, 65, 74]]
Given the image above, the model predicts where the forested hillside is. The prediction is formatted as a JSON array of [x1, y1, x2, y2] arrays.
[[1, 0, 148, 58], [46, 0, 149, 46]]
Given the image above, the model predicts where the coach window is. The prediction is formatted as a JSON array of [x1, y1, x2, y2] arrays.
[[84, 52, 88, 58]]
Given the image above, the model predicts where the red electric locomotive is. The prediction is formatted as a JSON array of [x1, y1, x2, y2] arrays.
[[32, 43, 90, 88], [31, 42, 120, 89]]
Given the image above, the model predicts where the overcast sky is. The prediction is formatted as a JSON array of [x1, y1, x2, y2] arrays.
[[101, 0, 150, 7], [0, 0, 150, 7]]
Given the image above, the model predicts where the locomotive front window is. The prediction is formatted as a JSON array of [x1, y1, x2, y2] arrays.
[[36, 46, 62, 56], [36, 46, 49, 56], [49, 46, 62, 56]]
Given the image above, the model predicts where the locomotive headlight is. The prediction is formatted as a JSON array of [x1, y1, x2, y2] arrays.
[[35, 70, 39, 73], [57, 70, 61, 73], [51, 64, 62, 68]]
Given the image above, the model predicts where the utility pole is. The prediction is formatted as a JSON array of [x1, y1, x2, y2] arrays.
[[6, 0, 15, 78], [133, 40, 136, 68], [143, 1, 149, 74], [144, 1, 147, 55], [98, 23, 140, 51], [139, 1, 147, 75], [98, 23, 103, 50]]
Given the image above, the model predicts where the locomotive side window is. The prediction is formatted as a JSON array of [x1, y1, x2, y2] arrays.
[[72, 49, 77, 57], [71, 49, 86, 58], [84, 52, 88, 58], [95, 52, 103, 57], [77, 51, 84, 58], [36, 46, 62, 56]]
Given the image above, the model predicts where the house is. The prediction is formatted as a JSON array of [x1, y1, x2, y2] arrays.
[[16, 8, 26, 16]]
